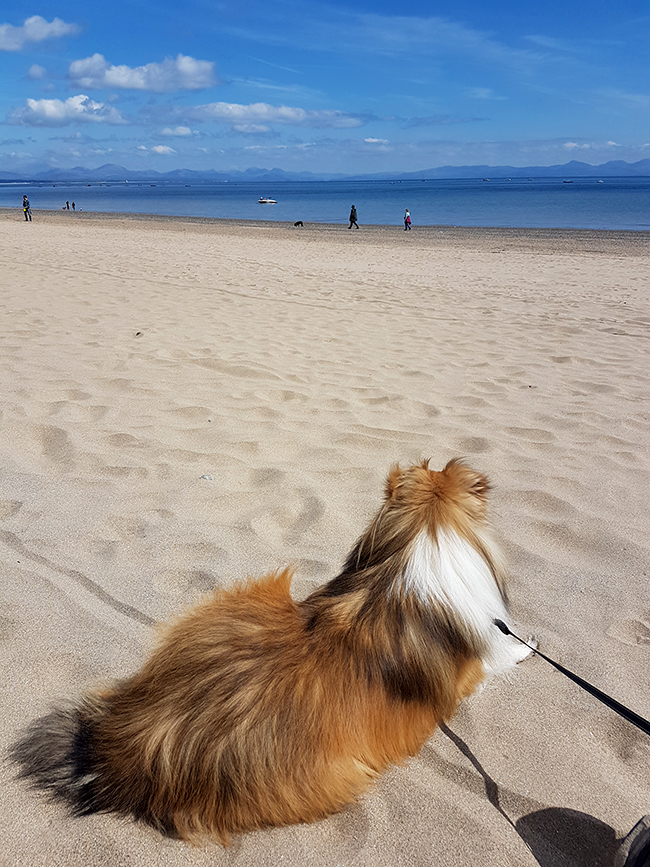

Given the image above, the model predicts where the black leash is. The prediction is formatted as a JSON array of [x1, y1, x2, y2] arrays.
[[493, 619, 650, 738]]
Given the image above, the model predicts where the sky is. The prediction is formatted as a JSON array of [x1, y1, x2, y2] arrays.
[[1, 0, 648, 175]]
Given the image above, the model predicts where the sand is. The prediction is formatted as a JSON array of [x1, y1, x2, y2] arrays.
[[0, 209, 649, 867]]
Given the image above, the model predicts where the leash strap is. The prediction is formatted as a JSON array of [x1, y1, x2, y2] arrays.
[[493, 619, 650, 737]]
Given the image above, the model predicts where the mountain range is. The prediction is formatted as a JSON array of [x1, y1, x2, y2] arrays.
[[1, 159, 649, 183]]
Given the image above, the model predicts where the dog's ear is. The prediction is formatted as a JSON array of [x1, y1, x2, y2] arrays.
[[385, 464, 403, 500], [443, 459, 490, 502]]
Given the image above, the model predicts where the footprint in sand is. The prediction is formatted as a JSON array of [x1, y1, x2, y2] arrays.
[[571, 380, 619, 395], [284, 492, 325, 545], [98, 465, 149, 479], [456, 396, 490, 408], [250, 489, 325, 548], [295, 559, 331, 578], [87, 539, 119, 560], [41, 425, 76, 470], [513, 490, 577, 520], [361, 394, 404, 407], [0, 500, 22, 520], [250, 467, 286, 487], [0, 613, 18, 642], [166, 405, 215, 424], [153, 568, 221, 597], [107, 516, 151, 539], [606, 611, 650, 647], [458, 437, 491, 453], [106, 433, 147, 449], [507, 427, 556, 443], [187, 569, 220, 592]]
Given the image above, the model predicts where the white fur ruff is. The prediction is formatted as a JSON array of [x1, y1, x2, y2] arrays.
[[402, 529, 531, 674]]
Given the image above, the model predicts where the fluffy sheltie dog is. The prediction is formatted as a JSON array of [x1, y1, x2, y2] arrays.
[[11, 459, 531, 844]]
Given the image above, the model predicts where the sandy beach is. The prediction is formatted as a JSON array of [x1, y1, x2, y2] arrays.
[[1, 208, 649, 867]]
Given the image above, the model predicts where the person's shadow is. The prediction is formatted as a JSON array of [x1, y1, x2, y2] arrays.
[[516, 808, 618, 867], [439, 724, 619, 866]]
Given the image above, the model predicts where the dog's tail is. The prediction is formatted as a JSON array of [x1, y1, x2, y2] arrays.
[[9, 695, 108, 817]]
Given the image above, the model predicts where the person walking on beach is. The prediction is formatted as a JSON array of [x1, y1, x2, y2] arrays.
[[72, 202, 75, 211], [22, 195, 32, 221], [349, 204, 359, 229], [404, 208, 412, 231]]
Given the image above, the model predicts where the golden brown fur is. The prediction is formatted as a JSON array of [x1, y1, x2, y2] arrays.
[[11, 459, 522, 844]]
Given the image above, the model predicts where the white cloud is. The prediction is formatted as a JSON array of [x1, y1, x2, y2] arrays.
[[0, 15, 79, 51], [232, 10, 542, 76], [27, 64, 46, 80], [9, 94, 126, 127], [184, 101, 365, 128], [525, 35, 577, 53], [244, 144, 288, 151], [405, 114, 486, 128], [596, 88, 650, 110], [135, 145, 178, 155], [69, 53, 216, 92], [364, 137, 388, 143], [564, 141, 591, 150], [466, 87, 506, 101], [161, 126, 195, 136], [232, 123, 270, 133]]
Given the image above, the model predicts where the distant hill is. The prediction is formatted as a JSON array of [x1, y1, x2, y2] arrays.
[[0, 163, 347, 183], [349, 159, 650, 180], [1, 159, 648, 183]]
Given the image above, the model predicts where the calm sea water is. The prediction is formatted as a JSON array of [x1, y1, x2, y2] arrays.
[[2, 177, 648, 230]]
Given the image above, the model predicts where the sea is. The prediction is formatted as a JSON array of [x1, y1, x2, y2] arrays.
[[2, 176, 648, 231]]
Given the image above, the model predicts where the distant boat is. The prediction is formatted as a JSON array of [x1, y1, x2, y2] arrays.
[[482, 178, 490, 182], [258, 196, 277, 204], [596, 180, 604, 183], [563, 180, 573, 183]]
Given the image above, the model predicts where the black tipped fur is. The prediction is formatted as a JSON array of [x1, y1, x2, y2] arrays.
[[9, 703, 100, 816]]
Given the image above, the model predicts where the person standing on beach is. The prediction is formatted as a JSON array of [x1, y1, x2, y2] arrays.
[[22, 195, 32, 221], [349, 205, 359, 229], [72, 202, 75, 211], [404, 209, 412, 231]]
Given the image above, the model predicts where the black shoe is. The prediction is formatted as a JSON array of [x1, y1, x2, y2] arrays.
[[616, 817, 650, 867]]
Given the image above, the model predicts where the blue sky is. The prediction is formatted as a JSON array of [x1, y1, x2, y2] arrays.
[[1, 0, 648, 174]]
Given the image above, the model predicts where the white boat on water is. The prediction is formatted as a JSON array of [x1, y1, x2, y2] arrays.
[[258, 196, 277, 204]]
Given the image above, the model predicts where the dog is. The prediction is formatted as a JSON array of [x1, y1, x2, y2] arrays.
[[11, 459, 531, 844], [293, 220, 303, 227]]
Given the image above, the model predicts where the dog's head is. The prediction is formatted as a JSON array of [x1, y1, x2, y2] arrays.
[[344, 459, 494, 575], [385, 459, 490, 533]]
